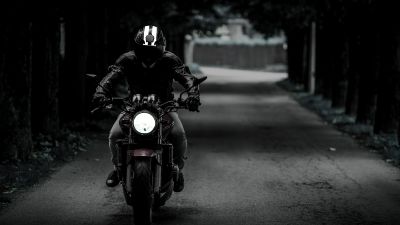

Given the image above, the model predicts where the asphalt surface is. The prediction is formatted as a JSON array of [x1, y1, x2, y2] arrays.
[[1, 67, 400, 225]]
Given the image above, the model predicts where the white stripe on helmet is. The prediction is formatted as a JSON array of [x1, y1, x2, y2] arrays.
[[151, 26, 158, 46], [143, 25, 158, 46], [143, 26, 150, 45]]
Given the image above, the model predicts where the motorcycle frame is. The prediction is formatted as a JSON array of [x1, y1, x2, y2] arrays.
[[116, 106, 176, 204]]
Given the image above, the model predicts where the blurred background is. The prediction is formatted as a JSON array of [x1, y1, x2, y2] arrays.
[[0, 0, 288, 162], [1, 0, 400, 199]]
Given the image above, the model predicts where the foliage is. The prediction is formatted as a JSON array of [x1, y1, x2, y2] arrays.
[[33, 129, 89, 162], [117, 0, 226, 35], [230, 0, 316, 35], [229, 0, 386, 35], [0, 129, 89, 206], [279, 78, 400, 166]]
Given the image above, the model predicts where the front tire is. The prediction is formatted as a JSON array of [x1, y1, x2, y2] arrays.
[[132, 159, 153, 225]]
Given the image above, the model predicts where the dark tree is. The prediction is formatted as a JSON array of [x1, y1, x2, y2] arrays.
[[373, 2, 400, 135], [60, 7, 89, 123], [31, 10, 61, 135], [230, 0, 315, 87], [0, 9, 33, 160]]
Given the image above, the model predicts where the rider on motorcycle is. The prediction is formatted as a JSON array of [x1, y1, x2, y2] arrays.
[[92, 25, 201, 192]]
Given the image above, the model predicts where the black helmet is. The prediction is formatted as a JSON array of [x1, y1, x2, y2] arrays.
[[133, 25, 166, 66]]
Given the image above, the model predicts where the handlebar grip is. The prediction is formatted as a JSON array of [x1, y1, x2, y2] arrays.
[[91, 97, 125, 114]]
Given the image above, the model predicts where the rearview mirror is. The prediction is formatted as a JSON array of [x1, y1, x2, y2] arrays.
[[193, 75, 207, 86], [86, 74, 98, 78]]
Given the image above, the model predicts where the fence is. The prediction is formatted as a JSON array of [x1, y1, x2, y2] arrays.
[[193, 43, 287, 71]]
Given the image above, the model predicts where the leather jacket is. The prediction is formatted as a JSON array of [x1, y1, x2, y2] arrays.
[[94, 50, 197, 103]]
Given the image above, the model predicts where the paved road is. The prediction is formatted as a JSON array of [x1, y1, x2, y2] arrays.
[[1, 67, 400, 225]]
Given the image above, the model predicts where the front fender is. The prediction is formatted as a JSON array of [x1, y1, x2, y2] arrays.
[[128, 149, 157, 157], [127, 148, 162, 194]]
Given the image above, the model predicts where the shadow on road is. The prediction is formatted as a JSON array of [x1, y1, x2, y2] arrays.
[[108, 205, 205, 225]]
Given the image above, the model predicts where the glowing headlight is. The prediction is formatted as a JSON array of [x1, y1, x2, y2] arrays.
[[133, 112, 156, 134]]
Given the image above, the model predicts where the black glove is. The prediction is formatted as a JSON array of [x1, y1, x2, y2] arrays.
[[92, 94, 107, 108], [187, 94, 201, 112]]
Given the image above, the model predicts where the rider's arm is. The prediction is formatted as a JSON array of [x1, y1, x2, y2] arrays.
[[94, 53, 130, 97], [167, 52, 197, 92]]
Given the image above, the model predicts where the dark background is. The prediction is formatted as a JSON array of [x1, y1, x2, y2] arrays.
[[1, 0, 400, 216]]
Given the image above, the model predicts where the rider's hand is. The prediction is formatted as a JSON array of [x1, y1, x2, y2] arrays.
[[92, 94, 108, 107], [187, 94, 201, 112]]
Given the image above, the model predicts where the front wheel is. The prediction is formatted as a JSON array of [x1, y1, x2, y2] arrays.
[[132, 159, 153, 225]]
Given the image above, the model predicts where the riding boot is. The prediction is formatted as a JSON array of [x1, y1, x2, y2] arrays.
[[106, 169, 119, 187], [174, 172, 184, 192]]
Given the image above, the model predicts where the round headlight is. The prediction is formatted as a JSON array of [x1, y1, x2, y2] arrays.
[[133, 112, 156, 134]]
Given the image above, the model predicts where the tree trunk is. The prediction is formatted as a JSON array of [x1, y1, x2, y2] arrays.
[[31, 12, 60, 135], [344, 32, 360, 116], [315, 23, 333, 99], [85, 7, 111, 107], [108, 8, 130, 61], [60, 8, 89, 123], [302, 27, 310, 91], [355, 31, 379, 125], [355, 4, 380, 125], [317, 14, 349, 108], [373, 5, 400, 135], [286, 28, 306, 86], [306, 22, 316, 94], [0, 11, 33, 160], [87, 7, 109, 75], [330, 26, 349, 109]]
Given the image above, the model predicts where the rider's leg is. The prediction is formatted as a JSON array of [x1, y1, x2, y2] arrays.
[[168, 112, 187, 169], [168, 112, 187, 192], [106, 113, 124, 187]]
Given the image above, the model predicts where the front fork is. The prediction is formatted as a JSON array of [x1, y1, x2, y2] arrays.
[[118, 144, 178, 198]]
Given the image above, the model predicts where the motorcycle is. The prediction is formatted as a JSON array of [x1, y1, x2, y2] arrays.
[[91, 75, 207, 225]]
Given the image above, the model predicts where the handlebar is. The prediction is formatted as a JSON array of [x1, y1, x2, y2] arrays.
[[90, 97, 125, 114], [91, 75, 207, 114], [90, 96, 190, 114]]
